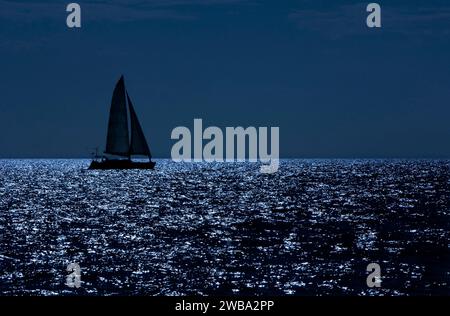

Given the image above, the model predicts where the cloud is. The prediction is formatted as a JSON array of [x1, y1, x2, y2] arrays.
[[387, 6, 450, 37], [288, 4, 366, 39], [0, 1, 185, 22], [0, 0, 251, 23], [288, 2, 450, 39], [0, 0, 253, 52]]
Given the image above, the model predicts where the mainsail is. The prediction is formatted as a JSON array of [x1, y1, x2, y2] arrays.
[[127, 93, 152, 158], [105, 76, 130, 156], [104, 75, 152, 159]]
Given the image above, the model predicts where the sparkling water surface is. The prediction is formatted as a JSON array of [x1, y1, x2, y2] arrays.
[[0, 159, 449, 295]]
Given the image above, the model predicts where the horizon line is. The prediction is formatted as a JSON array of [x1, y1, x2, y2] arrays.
[[1, 157, 450, 160]]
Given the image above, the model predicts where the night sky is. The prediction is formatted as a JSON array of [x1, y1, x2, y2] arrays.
[[1, 0, 450, 158]]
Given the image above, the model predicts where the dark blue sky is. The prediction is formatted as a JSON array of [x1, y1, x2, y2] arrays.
[[1, 0, 450, 158]]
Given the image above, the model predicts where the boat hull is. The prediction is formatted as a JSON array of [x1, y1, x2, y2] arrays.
[[88, 160, 156, 170]]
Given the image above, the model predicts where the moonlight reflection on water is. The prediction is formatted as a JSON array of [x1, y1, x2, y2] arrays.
[[0, 159, 449, 295]]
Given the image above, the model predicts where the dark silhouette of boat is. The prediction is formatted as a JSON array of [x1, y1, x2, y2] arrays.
[[89, 75, 155, 170]]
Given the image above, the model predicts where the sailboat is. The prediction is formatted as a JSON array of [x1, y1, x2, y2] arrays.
[[89, 75, 156, 170]]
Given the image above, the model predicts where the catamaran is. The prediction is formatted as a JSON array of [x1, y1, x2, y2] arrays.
[[89, 75, 155, 170]]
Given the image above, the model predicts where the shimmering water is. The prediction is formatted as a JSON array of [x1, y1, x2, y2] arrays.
[[0, 159, 449, 296]]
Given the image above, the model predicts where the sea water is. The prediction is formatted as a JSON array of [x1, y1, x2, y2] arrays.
[[0, 159, 449, 295]]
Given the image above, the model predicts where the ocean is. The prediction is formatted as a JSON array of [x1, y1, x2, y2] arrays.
[[0, 159, 449, 295]]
